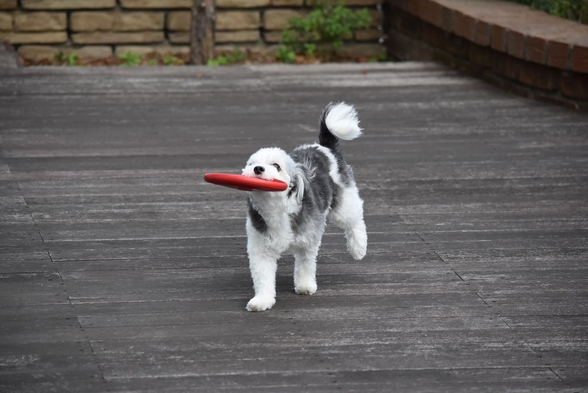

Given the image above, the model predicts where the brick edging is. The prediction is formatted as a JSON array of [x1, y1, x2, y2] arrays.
[[385, 0, 588, 109]]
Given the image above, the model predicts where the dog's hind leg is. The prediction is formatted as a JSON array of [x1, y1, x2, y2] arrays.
[[346, 220, 367, 260], [329, 186, 367, 260], [293, 245, 319, 295]]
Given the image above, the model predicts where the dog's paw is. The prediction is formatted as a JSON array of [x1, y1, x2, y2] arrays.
[[347, 224, 367, 260], [349, 242, 366, 260], [295, 281, 317, 295], [246, 296, 275, 312]]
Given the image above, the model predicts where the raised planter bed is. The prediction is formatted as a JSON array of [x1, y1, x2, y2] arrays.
[[385, 0, 588, 110]]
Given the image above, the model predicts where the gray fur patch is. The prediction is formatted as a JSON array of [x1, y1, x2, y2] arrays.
[[332, 149, 353, 186], [330, 184, 342, 212], [247, 198, 267, 233], [288, 146, 335, 234]]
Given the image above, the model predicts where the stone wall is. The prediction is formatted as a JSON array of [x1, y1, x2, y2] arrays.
[[0, 0, 384, 63]]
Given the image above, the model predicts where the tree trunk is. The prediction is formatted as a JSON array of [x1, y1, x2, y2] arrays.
[[189, 0, 215, 65]]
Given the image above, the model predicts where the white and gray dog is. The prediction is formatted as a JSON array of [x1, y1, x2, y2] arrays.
[[241, 102, 367, 311]]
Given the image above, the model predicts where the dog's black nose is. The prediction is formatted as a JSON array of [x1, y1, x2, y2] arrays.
[[254, 166, 265, 175]]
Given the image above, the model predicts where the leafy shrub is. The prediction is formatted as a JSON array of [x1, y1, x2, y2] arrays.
[[276, 45, 297, 64], [552, 0, 588, 23], [277, 2, 371, 62], [510, 0, 587, 23]]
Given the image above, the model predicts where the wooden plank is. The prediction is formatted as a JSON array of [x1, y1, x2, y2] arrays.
[[0, 342, 101, 386], [24, 198, 391, 224], [388, 200, 588, 215], [58, 265, 466, 304], [0, 272, 70, 306], [0, 230, 42, 246], [408, 238, 588, 251], [0, 291, 489, 344], [552, 367, 588, 389], [437, 248, 588, 264], [3, 369, 564, 392], [45, 231, 424, 262], [71, 292, 487, 317], [89, 330, 545, 379], [98, 369, 565, 392], [0, 304, 80, 332], [478, 292, 588, 316], [38, 215, 402, 243], [51, 248, 440, 272]]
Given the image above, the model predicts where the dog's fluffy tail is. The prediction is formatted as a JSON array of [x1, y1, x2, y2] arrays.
[[319, 102, 362, 150]]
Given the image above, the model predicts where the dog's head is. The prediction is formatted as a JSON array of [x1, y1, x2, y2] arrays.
[[242, 147, 305, 203], [242, 147, 292, 183]]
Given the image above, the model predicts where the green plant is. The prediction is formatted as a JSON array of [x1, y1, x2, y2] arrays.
[[276, 45, 297, 63], [67, 52, 79, 66], [206, 47, 248, 66], [56, 52, 79, 66], [163, 54, 180, 65], [278, 1, 371, 61], [207, 56, 229, 66], [119, 51, 141, 66]]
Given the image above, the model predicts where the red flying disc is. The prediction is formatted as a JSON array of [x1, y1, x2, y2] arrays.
[[204, 173, 288, 192]]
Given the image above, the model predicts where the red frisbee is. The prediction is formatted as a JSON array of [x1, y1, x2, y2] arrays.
[[204, 173, 288, 192]]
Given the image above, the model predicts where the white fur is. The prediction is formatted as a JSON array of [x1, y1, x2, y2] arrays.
[[242, 103, 367, 312], [324, 101, 362, 141]]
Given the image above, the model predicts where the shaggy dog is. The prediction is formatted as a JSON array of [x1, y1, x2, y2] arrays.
[[242, 102, 367, 311]]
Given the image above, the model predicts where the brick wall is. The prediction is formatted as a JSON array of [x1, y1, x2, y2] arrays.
[[0, 0, 383, 63], [384, 0, 588, 110]]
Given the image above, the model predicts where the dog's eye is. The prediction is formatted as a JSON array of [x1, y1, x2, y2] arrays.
[[273, 163, 281, 171]]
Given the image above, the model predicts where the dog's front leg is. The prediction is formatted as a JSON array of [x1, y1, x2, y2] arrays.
[[246, 255, 277, 312], [245, 218, 279, 312]]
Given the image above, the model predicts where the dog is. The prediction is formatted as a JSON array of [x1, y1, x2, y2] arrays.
[[242, 102, 367, 311]]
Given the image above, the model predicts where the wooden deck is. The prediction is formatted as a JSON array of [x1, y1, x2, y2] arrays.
[[1, 61, 587, 392]]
